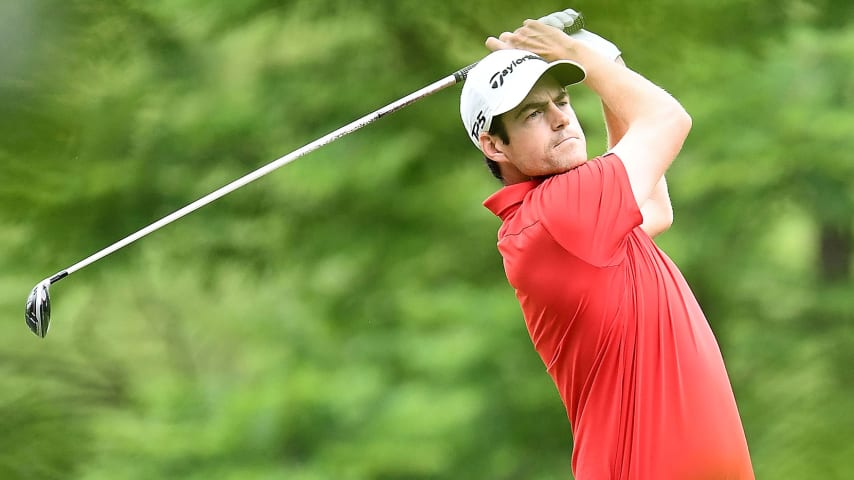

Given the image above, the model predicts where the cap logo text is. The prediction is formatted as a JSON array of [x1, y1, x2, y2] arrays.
[[489, 54, 541, 89], [470, 110, 487, 140]]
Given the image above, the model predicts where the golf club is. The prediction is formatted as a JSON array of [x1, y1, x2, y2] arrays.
[[25, 10, 588, 338]]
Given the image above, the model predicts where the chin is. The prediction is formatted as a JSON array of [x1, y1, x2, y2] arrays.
[[568, 154, 589, 168], [535, 166, 574, 179], [559, 156, 587, 171]]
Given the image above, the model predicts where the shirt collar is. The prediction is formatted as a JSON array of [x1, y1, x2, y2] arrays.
[[483, 179, 542, 221]]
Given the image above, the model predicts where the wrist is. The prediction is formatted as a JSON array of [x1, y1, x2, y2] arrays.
[[570, 30, 622, 61]]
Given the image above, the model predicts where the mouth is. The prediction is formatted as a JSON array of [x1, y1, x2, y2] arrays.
[[554, 136, 578, 148]]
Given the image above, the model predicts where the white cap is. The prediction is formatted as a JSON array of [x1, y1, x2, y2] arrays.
[[460, 49, 586, 150]]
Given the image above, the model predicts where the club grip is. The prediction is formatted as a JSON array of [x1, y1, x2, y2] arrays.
[[453, 62, 478, 82], [560, 12, 586, 35], [538, 9, 586, 35]]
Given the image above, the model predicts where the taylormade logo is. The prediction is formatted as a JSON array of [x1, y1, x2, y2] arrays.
[[489, 54, 542, 88]]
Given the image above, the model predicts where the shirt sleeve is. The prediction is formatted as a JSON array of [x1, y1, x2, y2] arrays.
[[533, 153, 643, 267]]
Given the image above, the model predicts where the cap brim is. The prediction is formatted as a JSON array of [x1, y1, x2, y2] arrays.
[[545, 60, 586, 89], [493, 60, 586, 117]]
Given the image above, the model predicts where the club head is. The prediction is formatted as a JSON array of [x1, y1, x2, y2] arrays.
[[25, 279, 51, 338]]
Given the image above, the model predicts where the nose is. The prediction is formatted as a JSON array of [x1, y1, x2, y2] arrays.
[[548, 102, 571, 130]]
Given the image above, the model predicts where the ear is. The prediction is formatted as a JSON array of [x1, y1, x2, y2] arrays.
[[479, 132, 508, 163]]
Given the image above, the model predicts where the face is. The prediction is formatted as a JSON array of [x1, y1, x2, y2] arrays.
[[483, 75, 587, 181]]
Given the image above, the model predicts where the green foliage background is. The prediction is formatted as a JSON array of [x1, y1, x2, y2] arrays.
[[1, 1, 852, 478]]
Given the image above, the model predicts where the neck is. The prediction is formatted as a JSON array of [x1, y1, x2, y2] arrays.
[[500, 165, 533, 185]]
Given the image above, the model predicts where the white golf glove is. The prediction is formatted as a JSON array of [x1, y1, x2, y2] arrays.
[[537, 9, 622, 61]]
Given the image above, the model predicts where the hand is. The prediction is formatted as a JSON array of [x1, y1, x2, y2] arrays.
[[485, 19, 573, 62], [486, 15, 621, 62], [537, 9, 621, 61]]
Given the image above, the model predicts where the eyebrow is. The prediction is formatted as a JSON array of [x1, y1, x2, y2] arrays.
[[512, 90, 570, 120]]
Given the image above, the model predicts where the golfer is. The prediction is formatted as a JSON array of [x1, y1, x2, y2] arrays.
[[460, 18, 754, 479]]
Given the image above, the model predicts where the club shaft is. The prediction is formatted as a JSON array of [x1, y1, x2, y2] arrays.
[[46, 11, 587, 285], [51, 72, 462, 282]]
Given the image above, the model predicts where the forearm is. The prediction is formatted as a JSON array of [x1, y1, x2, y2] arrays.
[[569, 40, 686, 130], [488, 21, 687, 133], [609, 96, 672, 236], [602, 57, 627, 150], [551, 34, 689, 205], [602, 58, 672, 237], [487, 20, 691, 206], [492, 22, 690, 199], [582, 44, 690, 206]]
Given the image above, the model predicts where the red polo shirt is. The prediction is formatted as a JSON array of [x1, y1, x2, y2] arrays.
[[484, 154, 753, 479]]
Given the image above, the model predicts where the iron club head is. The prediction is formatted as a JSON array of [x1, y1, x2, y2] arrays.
[[25, 279, 52, 338]]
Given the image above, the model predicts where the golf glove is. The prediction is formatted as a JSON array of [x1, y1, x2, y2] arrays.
[[538, 9, 622, 61]]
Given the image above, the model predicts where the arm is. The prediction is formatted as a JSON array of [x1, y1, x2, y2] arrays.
[[601, 58, 628, 150], [487, 20, 692, 209], [639, 177, 672, 237], [603, 58, 673, 237]]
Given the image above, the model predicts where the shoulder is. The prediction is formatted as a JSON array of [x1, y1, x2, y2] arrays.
[[535, 153, 626, 198]]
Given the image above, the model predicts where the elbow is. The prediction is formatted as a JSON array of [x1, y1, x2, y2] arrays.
[[646, 214, 673, 238], [660, 106, 692, 161], [667, 104, 692, 141], [649, 194, 675, 237], [654, 92, 692, 137], [662, 189, 675, 230], [640, 99, 692, 159], [640, 204, 674, 238], [677, 108, 692, 138], [658, 204, 675, 235], [662, 205, 674, 232], [673, 103, 693, 140]]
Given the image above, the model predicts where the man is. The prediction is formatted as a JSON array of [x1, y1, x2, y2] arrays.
[[460, 18, 754, 479]]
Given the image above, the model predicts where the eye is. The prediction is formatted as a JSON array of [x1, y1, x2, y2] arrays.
[[527, 109, 542, 120]]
